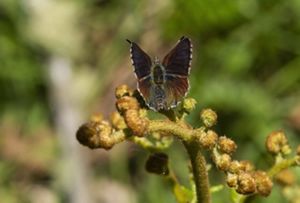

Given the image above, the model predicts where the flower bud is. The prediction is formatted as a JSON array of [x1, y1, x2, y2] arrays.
[[228, 160, 241, 174], [111, 111, 127, 130], [125, 109, 149, 137], [218, 136, 237, 154], [275, 169, 295, 186], [226, 173, 238, 188], [266, 130, 291, 155], [213, 153, 231, 171], [239, 160, 254, 172], [116, 96, 140, 112], [199, 130, 218, 150], [76, 120, 114, 150], [182, 98, 197, 113], [236, 172, 256, 195], [115, 85, 132, 99], [253, 171, 273, 197], [200, 108, 217, 127]]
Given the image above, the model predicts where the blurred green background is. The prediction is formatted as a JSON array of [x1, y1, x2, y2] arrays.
[[0, 0, 299, 202]]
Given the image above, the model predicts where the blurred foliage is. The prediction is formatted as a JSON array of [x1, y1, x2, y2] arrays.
[[0, 0, 299, 202]]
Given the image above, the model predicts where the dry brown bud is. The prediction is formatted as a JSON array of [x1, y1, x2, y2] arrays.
[[145, 153, 169, 176], [76, 120, 114, 150], [253, 171, 273, 196], [236, 172, 256, 195], [218, 136, 237, 154], [226, 173, 238, 188], [111, 111, 127, 130], [115, 85, 132, 99], [275, 169, 295, 186], [199, 130, 218, 149], [213, 153, 231, 171], [200, 108, 217, 127], [266, 130, 291, 155]]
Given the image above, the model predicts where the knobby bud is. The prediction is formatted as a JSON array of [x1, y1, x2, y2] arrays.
[[236, 172, 256, 195], [182, 98, 197, 113], [213, 153, 231, 171], [200, 108, 217, 127], [275, 169, 295, 186], [266, 130, 291, 155], [111, 111, 127, 130], [253, 171, 273, 196], [76, 120, 114, 150], [115, 85, 132, 99], [199, 130, 218, 150], [218, 136, 237, 154], [226, 173, 238, 188]]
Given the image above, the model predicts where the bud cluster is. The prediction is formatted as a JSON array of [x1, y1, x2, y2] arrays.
[[266, 130, 291, 155], [75, 84, 300, 201], [76, 118, 115, 150]]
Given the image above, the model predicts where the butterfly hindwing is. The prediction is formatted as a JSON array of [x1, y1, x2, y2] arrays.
[[137, 76, 151, 105], [164, 75, 189, 108]]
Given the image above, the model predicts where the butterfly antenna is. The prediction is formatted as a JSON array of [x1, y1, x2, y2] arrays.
[[126, 39, 132, 44]]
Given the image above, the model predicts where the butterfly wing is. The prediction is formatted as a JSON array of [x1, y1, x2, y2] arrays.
[[164, 75, 189, 108], [162, 36, 192, 76], [162, 36, 192, 108], [127, 40, 152, 102]]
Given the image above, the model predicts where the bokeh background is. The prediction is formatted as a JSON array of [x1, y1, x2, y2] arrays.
[[1, 0, 300, 202]]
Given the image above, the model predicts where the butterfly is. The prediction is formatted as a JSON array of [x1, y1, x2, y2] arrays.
[[127, 36, 192, 111]]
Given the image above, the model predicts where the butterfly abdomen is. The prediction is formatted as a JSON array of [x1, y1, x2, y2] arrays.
[[149, 85, 167, 110]]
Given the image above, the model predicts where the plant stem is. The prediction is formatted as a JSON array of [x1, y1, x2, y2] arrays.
[[268, 156, 299, 177], [148, 120, 193, 141], [184, 141, 211, 203]]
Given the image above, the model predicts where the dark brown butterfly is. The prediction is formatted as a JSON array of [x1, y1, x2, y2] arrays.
[[127, 36, 192, 111]]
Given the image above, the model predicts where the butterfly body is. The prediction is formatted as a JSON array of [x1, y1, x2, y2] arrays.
[[127, 37, 192, 111]]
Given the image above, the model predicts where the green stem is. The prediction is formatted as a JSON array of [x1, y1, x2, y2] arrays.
[[148, 120, 193, 141], [268, 156, 299, 177], [231, 189, 247, 203], [184, 141, 211, 203]]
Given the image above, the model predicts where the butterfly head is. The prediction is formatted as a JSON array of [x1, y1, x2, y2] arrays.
[[154, 56, 160, 65]]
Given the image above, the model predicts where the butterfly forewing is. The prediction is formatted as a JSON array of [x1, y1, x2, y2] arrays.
[[162, 37, 192, 77], [161, 37, 192, 108], [128, 40, 152, 79]]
